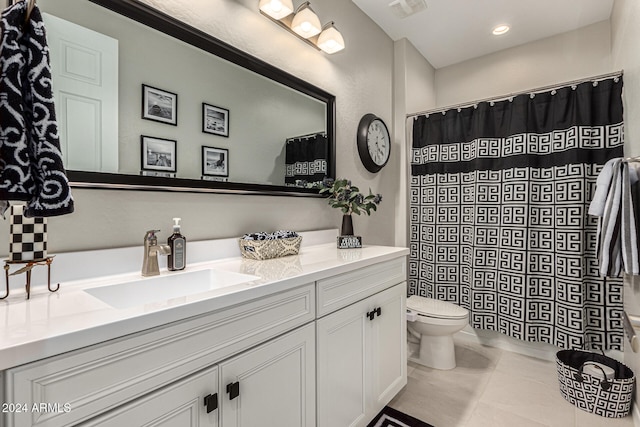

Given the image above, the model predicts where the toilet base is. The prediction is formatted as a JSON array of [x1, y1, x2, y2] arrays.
[[410, 334, 456, 370]]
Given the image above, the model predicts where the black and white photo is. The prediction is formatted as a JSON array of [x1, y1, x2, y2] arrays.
[[202, 146, 228, 177], [202, 103, 229, 137], [142, 85, 177, 125], [141, 136, 177, 172]]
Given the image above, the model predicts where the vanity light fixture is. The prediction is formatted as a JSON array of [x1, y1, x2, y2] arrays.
[[259, 0, 345, 54], [492, 24, 510, 35]]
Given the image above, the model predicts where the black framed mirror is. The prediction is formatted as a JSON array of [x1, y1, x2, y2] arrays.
[[34, 0, 335, 196]]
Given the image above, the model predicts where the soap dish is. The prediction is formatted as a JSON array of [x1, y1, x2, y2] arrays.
[[239, 233, 302, 261]]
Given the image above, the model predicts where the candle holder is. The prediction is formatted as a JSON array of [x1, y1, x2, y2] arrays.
[[2, 256, 59, 300]]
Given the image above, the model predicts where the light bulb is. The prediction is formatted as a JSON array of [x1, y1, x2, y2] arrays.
[[492, 24, 510, 35]]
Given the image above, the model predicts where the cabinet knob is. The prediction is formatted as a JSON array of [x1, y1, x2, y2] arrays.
[[227, 381, 240, 400], [376, 307, 382, 317], [204, 393, 218, 413]]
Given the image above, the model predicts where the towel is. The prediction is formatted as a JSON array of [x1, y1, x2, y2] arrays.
[[0, 2, 73, 217], [590, 158, 640, 276]]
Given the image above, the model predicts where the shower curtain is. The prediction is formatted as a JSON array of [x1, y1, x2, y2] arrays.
[[409, 77, 625, 350], [285, 133, 328, 186]]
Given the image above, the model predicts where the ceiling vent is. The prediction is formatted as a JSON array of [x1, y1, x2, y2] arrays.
[[388, 0, 427, 19]]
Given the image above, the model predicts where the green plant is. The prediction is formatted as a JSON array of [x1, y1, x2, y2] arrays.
[[319, 178, 382, 215]]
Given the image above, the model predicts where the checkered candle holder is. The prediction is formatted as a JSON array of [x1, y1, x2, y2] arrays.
[[9, 205, 47, 261]]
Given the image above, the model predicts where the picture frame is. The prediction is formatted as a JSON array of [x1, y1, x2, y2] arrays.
[[142, 84, 177, 125], [202, 103, 229, 137], [141, 136, 177, 172], [202, 146, 229, 177]]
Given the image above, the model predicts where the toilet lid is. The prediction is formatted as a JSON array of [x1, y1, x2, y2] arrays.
[[407, 295, 468, 319]]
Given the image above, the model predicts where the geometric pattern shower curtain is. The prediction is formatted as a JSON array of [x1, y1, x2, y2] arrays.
[[285, 133, 328, 186], [409, 77, 625, 350]]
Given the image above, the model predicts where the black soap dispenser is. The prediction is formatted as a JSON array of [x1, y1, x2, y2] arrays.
[[167, 217, 186, 271]]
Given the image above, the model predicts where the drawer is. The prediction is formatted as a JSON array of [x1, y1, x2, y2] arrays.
[[317, 257, 406, 317], [5, 283, 314, 427]]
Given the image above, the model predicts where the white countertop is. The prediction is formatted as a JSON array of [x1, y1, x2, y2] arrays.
[[0, 234, 408, 371]]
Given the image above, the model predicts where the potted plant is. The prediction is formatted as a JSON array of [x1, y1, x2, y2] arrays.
[[318, 178, 382, 237]]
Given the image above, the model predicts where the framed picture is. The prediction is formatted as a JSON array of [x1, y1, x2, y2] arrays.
[[202, 146, 229, 177], [142, 84, 177, 125], [202, 103, 229, 137], [141, 136, 177, 172]]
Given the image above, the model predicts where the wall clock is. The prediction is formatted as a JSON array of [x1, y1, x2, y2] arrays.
[[357, 113, 390, 173]]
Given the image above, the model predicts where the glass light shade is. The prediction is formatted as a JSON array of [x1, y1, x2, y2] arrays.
[[291, 5, 322, 38], [259, 0, 294, 20], [317, 24, 345, 54]]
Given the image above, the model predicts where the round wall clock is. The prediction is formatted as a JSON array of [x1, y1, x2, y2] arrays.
[[357, 113, 390, 173]]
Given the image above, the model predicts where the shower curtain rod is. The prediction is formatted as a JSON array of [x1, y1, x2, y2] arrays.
[[286, 131, 326, 141], [406, 70, 624, 119]]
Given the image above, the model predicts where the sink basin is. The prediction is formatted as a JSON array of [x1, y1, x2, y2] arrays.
[[84, 269, 259, 309]]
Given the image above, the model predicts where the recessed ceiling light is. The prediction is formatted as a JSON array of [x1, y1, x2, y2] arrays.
[[492, 25, 510, 35]]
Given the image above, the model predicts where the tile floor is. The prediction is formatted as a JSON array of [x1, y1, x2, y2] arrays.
[[389, 337, 635, 427]]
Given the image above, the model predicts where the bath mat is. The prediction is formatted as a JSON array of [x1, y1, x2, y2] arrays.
[[367, 406, 435, 427]]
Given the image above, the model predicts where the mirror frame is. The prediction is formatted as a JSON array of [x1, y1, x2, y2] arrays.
[[61, 0, 336, 196]]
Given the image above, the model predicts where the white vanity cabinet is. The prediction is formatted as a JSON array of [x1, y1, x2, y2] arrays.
[[316, 258, 407, 427], [81, 323, 315, 427]]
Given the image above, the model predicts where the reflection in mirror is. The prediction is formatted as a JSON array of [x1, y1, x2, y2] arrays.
[[37, 0, 335, 195]]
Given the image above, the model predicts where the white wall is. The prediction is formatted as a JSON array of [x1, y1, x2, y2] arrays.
[[612, 0, 640, 157], [435, 20, 613, 107], [0, 0, 396, 257], [611, 0, 640, 419], [393, 39, 436, 247]]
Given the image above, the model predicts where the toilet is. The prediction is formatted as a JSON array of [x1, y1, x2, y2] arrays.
[[406, 295, 469, 370]]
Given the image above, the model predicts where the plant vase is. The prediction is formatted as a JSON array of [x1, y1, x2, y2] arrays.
[[338, 215, 362, 249]]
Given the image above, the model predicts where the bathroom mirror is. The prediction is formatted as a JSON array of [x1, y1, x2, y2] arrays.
[[36, 0, 335, 196]]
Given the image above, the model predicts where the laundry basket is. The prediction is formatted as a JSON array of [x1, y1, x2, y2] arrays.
[[556, 348, 635, 418]]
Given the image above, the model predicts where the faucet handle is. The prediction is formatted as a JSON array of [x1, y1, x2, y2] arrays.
[[144, 229, 161, 243]]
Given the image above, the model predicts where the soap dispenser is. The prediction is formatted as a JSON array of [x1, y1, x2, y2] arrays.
[[167, 218, 186, 271]]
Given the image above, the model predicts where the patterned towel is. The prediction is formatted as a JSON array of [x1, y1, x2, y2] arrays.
[[0, 2, 73, 217]]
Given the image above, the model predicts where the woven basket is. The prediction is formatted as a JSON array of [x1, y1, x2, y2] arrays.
[[238, 235, 302, 260]]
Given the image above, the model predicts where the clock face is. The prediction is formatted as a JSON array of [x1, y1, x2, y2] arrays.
[[367, 119, 390, 166]]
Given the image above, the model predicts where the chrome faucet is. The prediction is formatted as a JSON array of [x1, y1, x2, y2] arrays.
[[142, 230, 171, 277]]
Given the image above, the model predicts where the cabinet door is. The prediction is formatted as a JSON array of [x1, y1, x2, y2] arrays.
[[316, 295, 370, 427], [219, 323, 315, 427], [317, 282, 407, 427], [369, 282, 407, 410], [81, 366, 219, 427]]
